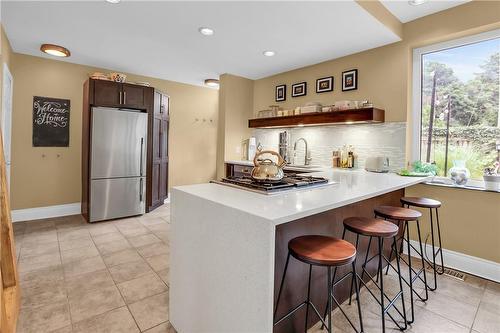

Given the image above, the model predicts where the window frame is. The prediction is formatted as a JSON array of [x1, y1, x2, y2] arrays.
[[411, 29, 500, 168]]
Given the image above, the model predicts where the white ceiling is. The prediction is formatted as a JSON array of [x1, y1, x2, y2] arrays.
[[381, 0, 470, 23], [2, 1, 403, 87]]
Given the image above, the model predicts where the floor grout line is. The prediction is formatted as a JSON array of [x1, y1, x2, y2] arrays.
[[469, 287, 487, 333], [56, 218, 75, 333], [85, 222, 143, 332]]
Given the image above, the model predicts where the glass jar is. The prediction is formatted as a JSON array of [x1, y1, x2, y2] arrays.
[[449, 160, 470, 186]]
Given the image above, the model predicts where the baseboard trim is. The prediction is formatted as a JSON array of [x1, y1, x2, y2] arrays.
[[11, 203, 81, 222], [164, 193, 171, 204], [404, 240, 500, 283]]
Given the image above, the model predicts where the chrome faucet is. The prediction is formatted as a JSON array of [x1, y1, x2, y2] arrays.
[[293, 137, 312, 166]]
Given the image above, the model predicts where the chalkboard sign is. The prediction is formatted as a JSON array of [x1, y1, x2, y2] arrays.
[[33, 96, 70, 147]]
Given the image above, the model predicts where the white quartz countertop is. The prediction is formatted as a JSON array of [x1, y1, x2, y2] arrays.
[[173, 169, 432, 226]]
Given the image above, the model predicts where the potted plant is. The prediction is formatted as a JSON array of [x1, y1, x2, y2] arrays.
[[483, 162, 500, 191]]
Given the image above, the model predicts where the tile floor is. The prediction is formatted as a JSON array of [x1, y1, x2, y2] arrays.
[[308, 256, 500, 333], [13, 204, 174, 333], [13, 204, 500, 333]]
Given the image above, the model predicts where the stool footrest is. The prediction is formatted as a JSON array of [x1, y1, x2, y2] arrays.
[[325, 271, 363, 333], [358, 269, 407, 331], [275, 300, 327, 329], [386, 260, 429, 302]]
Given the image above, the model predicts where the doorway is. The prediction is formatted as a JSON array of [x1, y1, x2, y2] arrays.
[[2, 63, 13, 191]]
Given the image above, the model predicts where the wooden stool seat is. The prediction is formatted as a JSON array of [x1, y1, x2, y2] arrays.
[[374, 205, 422, 220], [288, 235, 356, 266], [401, 197, 441, 208], [343, 217, 399, 238]]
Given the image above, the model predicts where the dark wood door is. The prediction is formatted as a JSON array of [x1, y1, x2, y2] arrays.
[[122, 84, 146, 109], [159, 95, 169, 199], [93, 80, 121, 106], [148, 90, 168, 210], [152, 163, 160, 205]]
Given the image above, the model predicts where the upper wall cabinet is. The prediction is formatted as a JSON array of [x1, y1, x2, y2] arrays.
[[91, 79, 149, 110], [93, 80, 121, 106]]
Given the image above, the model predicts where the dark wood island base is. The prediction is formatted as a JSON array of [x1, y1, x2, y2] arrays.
[[273, 189, 405, 333]]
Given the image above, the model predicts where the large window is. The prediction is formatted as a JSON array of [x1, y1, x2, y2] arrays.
[[413, 30, 500, 180]]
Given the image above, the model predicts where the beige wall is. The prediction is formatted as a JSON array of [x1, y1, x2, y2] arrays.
[[217, 74, 254, 178], [10, 53, 218, 210], [406, 184, 500, 263], [248, 1, 500, 263], [0, 25, 13, 123], [254, 1, 500, 126]]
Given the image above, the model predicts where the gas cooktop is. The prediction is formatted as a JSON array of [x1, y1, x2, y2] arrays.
[[211, 174, 332, 194]]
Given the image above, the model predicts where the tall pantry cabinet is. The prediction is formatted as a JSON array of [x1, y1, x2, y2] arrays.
[[149, 90, 169, 210]]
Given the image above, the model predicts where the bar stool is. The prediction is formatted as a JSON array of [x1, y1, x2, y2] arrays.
[[274, 235, 364, 333], [401, 197, 444, 291], [375, 206, 428, 324], [340, 217, 408, 332]]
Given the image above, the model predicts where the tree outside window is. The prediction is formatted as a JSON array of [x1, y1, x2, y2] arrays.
[[420, 38, 500, 179]]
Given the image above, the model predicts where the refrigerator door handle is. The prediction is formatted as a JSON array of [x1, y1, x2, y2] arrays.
[[140, 137, 144, 176], [139, 178, 144, 202]]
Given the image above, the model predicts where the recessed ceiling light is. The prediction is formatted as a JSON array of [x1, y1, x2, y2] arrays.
[[204, 79, 219, 88], [40, 44, 71, 57], [263, 50, 275, 57], [408, 0, 427, 5], [199, 27, 214, 36], [106, 0, 121, 3]]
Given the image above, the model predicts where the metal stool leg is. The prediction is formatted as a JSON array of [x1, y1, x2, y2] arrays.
[[385, 219, 401, 275], [435, 207, 445, 275], [416, 220, 429, 302], [393, 236, 408, 330], [352, 261, 364, 333], [322, 228, 347, 326], [304, 264, 312, 332], [377, 237, 386, 332], [405, 221, 415, 324], [428, 207, 438, 291], [360, 236, 373, 281], [274, 252, 290, 320], [327, 267, 333, 333], [348, 234, 360, 305]]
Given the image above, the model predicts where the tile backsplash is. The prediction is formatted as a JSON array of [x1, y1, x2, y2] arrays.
[[252, 122, 406, 171]]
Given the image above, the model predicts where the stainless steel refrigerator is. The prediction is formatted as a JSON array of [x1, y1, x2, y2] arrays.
[[89, 107, 148, 222]]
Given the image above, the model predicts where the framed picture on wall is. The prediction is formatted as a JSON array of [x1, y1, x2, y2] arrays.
[[342, 69, 358, 91], [275, 84, 286, 102], [291, 82, 307, 97], [316, 76, 333, 93]]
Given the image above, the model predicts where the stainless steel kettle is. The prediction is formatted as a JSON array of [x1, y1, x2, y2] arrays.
[[251, 150, 286, 183]]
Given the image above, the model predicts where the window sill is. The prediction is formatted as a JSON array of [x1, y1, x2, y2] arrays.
[[423, 177, 500, 194]]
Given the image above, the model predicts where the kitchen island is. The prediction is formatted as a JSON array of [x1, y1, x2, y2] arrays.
[[170, 169, 431, 333]]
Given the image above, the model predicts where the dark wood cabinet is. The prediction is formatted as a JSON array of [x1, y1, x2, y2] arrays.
[[82, 79, 169, 221], [93, 80, 121, 106], [147, 90, 169, 211], [122, 84, 146, 108], [91, 79, 149, 110]]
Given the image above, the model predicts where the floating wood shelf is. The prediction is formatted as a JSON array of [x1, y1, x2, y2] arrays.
[[248, 107, 385, 128]]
